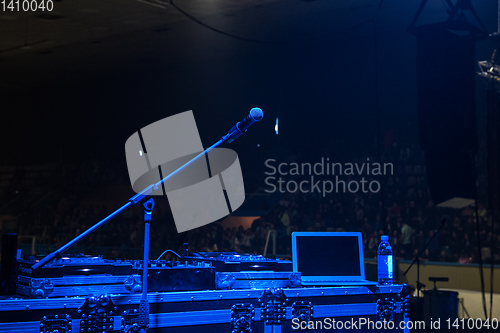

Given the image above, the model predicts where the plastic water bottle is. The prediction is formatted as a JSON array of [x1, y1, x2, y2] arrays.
[[377, 235, 393, 285]]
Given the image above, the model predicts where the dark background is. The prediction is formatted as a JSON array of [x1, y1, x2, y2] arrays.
[[0, 0, 498, 260], [2, 0, 495, 166]]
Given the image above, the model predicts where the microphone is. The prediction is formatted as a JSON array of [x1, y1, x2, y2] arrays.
[[225, 107, 264, 143]]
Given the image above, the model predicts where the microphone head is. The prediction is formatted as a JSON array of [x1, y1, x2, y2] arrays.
[[249, 107, 264, 121]]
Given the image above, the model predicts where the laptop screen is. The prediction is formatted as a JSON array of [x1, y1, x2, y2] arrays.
[[292, 232, 366, 282]]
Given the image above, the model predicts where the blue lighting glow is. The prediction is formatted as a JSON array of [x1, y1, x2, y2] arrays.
[[275, 117, 279, 135]]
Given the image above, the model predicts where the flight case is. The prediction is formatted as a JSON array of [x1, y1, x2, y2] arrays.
[[0, 284, 409, 332]]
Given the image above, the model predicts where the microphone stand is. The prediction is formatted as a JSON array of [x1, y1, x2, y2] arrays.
[[32, 136, 229, 271], [403, 217, 446, 332], [139, 198, 154, 333], [30, 109, 262, 331], [32, 139, 228, 332]]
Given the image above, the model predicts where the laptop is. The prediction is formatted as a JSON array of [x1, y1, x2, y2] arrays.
[[292, 232, 377, 286]]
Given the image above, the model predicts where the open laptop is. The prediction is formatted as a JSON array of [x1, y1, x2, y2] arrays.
[[292, 232, 377, 286]]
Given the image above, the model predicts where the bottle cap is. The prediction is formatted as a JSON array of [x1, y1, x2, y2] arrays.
[[381, 235, 389, 241]]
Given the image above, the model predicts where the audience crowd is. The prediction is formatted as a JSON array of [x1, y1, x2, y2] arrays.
[[2, 135, 499, 265]]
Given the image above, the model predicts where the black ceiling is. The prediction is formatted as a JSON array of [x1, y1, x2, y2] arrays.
[[0, 0, 497, 166]]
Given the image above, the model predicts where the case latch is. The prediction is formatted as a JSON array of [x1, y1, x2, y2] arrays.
[[292, 301, 313, 330], [40, 314, 72, 333], [377, 297, 395, 322], [231, 303, 255, 333], [30, 278, 54, 298], [121, 309, 140, 332]]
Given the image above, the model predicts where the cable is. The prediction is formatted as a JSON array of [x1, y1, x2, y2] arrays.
[[472, 151, 489, 319], [489, 2, 500, 316], [490, 210, 495, 319], [373, 6, 386, 235], [169, 0, 375, 44], [156, 249, 181, 260]]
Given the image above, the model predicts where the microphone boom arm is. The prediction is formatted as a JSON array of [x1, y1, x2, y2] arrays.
[[32, 109, 263, 271]]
